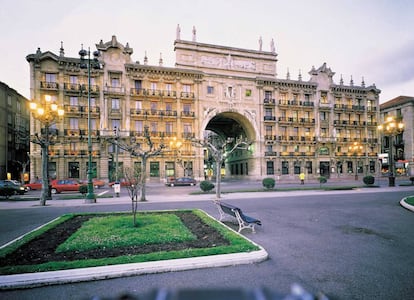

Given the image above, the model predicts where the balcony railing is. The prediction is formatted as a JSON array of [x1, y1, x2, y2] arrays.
[[104, 86, 125, 94], [40, 81, 59, 90], [264, 98, 275, 105], [64, 83, 82, 92], [180, 92, 195, 99], [264, 151, 277, 156], [181, 111, 195, 117], [264, 116, 276, 121]]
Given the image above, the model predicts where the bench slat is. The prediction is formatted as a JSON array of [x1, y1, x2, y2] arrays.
[[214, 201, 261, 233]]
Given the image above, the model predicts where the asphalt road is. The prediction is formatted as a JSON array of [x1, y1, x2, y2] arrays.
[[1, 188, 414, 299]]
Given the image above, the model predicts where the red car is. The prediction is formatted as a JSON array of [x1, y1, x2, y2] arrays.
[[80, 179, 106, 188], [108, 178, 135, 187], [23, 179, 43, 191], [50, 179, 81, 194]]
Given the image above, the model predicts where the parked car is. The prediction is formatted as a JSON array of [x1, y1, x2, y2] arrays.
[[80, 179, 106, 189], [0, 180, 27, 196], [50, 179, 81, 194], [23, 179, 43, 191], [166, 177, 197, 187], [108, 178, 135, 187]]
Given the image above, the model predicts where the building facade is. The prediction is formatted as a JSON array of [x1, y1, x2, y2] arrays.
[[379, 96, 412, 176], [0, 81, 30, 181], [26, 32, 381, 183]]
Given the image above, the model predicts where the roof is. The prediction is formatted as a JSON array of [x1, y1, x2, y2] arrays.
[[380, 95, 414, 110]]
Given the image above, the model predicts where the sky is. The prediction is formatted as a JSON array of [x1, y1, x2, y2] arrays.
[[1, 0, 413, 103]]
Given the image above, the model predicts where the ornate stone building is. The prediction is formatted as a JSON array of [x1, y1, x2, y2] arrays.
[[26, 29, 381, 183], [379, 96, 412, 176]]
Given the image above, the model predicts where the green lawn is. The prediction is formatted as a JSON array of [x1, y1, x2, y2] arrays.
[[405, 196, 414, 206], [0, 210, 259, 275]]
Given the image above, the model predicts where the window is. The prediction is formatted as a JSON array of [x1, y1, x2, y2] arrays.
[[347, 161, 353, 173], [111, 119, 121, 131], [294, 161, 301, 174], [182, 84, 191, 93], [183, 103, 191, 113], [150, 82, 157, 91], [70, 97, 78, 106], [150, 122, 157, 133], [69, 118, 78, 129], [7, 95, 12, 106], [264, 91, 272, 100], [112, 98, 120, 110], [134, 80, 142, 89], [320, 92, 328, 104], [265, 126, 272, 136], [45, 73, 57, 83], [90, 97, 96, 107], [69, 75, 78, 84], [111, 76, 120, 87], [165, 83, 172, 91], [266, 161, 274, 175], [282, 161, 289, 175], [165, 102, 172, 112], [207, 86, 214, 94], [150, 162, 160, 177], [306, 161, 313, 174], [134, 120, 143, 132], [165, 122, 173, 134], [150, 102, 157, 112], [183, 123, 192, 134], [320, 111, 328, 121], [265, 108, 273, 117], [135, 101, 142, 109]]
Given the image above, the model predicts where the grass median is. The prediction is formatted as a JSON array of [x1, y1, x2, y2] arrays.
[[0, 209, 259, 275]]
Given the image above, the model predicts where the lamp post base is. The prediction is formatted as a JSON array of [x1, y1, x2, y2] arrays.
[[388, 176, 395, 187]]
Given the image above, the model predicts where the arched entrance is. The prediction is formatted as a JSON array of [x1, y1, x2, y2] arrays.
[[203, 112, 256, 180]]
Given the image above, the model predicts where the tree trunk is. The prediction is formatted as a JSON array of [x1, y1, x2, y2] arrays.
[[215, 160, 221, 199], [140, 156, 147, 201]]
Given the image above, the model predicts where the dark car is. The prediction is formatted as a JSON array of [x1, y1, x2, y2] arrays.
[[166, 177, 197, 187], [50, 179, 81, 194], [0, 180, 27, 196]]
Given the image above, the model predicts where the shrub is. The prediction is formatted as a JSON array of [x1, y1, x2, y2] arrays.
[[363, 175, 375, 185], [262, 177, 275, 189], [318, 176, 327, 187], [79, 185, 88, 195], [199, 181, 215, 192]]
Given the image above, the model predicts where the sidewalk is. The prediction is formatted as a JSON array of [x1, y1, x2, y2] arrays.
[[1, 179, 413, 209]]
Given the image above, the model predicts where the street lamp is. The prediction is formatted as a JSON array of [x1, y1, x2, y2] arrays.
[[79, 45, 101, 202], [348, 141, 363, 180], [378, 116, 404, 187], [30, 95, 64, 206]]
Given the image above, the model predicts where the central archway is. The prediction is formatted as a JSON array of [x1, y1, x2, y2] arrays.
[[203, 112, 256, 179]]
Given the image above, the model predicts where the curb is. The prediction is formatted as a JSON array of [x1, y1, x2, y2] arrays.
[[400, 197, 414, 212], [0, 248, 268, 290]]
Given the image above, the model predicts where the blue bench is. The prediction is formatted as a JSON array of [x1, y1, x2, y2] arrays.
[[214, 200, 262, 233]]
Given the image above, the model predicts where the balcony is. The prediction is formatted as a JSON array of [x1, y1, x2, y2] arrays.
[[264, 116, 276, 121], [264, 98, 275, 105], [265, 151, 277, 156], [40, 81, 59, 90], [64, 83, 82, 92], [81, 105, 100, 115], [162, 110, 178, 117], [181, 111, 195, 118], [82, 84, 100, 94], [352, 105, 365, 112], [265, 135, 277, 140], [163, 90, 177, 98], [65, 129, 81, 137], [65, 105, 81, 114], [130, 88, 146, 96], [147, 89, 162, 97], [300, 118, 315, 124], [130, 108, 145, 116], [180, 92, 195, 99], [103, 85, 125, 95], [182, 132, 195, 139]]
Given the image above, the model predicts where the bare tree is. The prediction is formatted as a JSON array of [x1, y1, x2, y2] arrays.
[[111, 125, 166, 201], [190, 133, 251, 199], [123, 165, 142, 227]]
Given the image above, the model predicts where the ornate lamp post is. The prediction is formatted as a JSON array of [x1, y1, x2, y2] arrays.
[[348, 141, 363, 180], [79, 45, 101, 202], [30, 95, 64, 206], [378, 116, 404, 187]]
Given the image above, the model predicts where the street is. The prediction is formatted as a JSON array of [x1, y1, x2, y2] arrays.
[[0, 187, 414, 299]]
